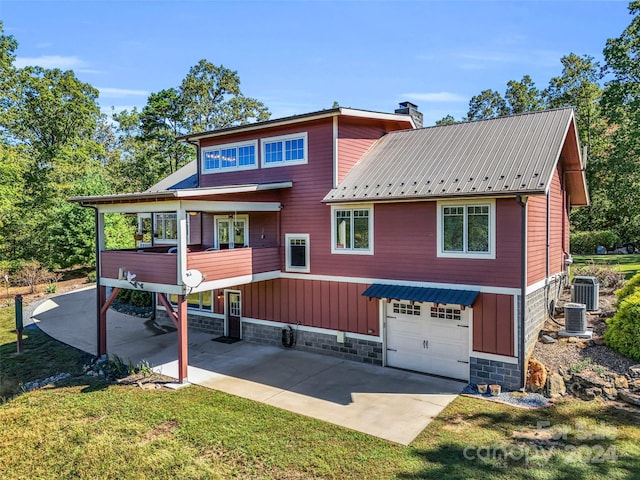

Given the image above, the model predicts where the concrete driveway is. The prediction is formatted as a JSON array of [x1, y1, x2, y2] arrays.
[[30, 287, 464, 445]]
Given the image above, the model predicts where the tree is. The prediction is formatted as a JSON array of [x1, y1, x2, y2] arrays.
[[180, 59, 270, 133], [505, 75, 544, 114], [465, 89, 509, 121], [598, 1, 640, 242], [435, 115, 456, 126]]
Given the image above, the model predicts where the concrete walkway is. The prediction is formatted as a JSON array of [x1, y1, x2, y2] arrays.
[[30, 287, 464, 445]]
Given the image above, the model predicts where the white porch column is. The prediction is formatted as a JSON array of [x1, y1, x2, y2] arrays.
[[177, 206, 188, 286], [97, 212, 106, 277]]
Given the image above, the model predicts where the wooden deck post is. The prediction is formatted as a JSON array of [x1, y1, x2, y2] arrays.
[[177, 294, 188, 383]]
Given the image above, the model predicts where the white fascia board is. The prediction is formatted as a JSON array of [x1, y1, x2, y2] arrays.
[[174, 181, 292, 197], [180, 200, 282, 212], [193, 270, 281, 293], [99, 278, 183, 294], [96, 200, 181, 214]]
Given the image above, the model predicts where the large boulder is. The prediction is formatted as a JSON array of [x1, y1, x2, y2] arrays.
[[546, 373, 566, 398]]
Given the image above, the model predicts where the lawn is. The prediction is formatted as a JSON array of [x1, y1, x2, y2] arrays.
[[1, 306, 640, 479], [573, 254, 640, 279]]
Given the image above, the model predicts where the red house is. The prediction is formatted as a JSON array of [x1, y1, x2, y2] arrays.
[[71, 103, 588, 389]]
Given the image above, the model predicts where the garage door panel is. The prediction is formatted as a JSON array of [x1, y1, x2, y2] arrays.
[[386, 301, 469, 381]]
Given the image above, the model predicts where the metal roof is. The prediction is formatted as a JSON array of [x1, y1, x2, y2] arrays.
[[324, 108, 581, 203], [362, 284, 479, 307], [146, 161, 198, 192]]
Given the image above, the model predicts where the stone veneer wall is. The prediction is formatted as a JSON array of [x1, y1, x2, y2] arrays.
[[524, 276, 564, 356], [157, 310, 383, 365], [469, 357, 521, 391]]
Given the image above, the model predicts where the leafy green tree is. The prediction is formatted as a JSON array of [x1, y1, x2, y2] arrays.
[[465, 89, 509, 120], [505, 75, 544, 114], [180, 59, 270, 133], [435, 114, 456, 126]]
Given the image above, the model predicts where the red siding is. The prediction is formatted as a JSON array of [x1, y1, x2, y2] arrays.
[[226, 279, 378, 335], [337, 117, 387, 183], [101, 251, 177, 284], [527, 195, 547, 285], [472, 293, 514, 356], [187, 247, 280, 281], [526, 164, 569, 286]]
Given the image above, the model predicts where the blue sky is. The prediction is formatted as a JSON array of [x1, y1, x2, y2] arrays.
[[0, 0, 633, 126]]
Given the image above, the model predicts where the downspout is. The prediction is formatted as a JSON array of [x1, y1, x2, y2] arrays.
[[516, 195, 527, 390], [79, 203, 101, 356]]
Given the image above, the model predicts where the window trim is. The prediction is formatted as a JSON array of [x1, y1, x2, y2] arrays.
[[213, 214, 249, 249], [285, 233, 310, 273], [330, 204, 374, 255], [201, 140, 258, 174], [260, 132, 308, 168], [153, 212, 178, 244], [436, 199, 496, 259]]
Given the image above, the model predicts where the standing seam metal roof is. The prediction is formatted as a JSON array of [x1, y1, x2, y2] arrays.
[[323, 108, 577, 203]]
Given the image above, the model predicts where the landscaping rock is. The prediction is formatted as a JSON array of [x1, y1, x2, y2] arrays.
[[629, 379, 640, 392], [603, 387, 618, 400], [572, 371, 611, 390], [546, 373, 566, 398], [567, 336, 579, 343], [541, 335, 556, 344], [618, 389, 640, 407], [526, 358, 547, 393], [629, 365, 640, 378], [614, 376, 629, 389]]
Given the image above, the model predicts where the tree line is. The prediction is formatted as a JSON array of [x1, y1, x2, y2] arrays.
[[437, 2, 640, 246], [1, 2, 639, 280]]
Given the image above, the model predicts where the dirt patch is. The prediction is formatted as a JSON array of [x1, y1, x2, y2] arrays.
[[532, 288, 636, 378], [142, 420, 180, 443]]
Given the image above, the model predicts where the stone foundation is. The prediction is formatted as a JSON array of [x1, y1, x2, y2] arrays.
[[470, 357, 521, 391], [159, 309, 383, 366]]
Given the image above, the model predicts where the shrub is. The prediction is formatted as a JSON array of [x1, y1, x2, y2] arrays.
[[86, 271, 96, 283], [614, 272, 640, 306], [16, 261, 59, 294], [605, 290, 640, 361], [130, 290, 152, 307], [570, 230, 620, 254], [572, 262, 625, 289]]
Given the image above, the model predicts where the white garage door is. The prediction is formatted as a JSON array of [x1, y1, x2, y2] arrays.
[[386, 301, 469, 381]]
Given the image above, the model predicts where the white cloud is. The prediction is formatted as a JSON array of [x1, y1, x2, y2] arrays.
[[98, 87, 150, 98], [14, 55, 85, 69], [402, 92, 467, 103]]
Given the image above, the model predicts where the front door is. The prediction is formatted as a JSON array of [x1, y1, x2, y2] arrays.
[[226, 291, 242, 339]]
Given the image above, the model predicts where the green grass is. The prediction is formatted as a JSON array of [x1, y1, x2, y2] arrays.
[[1, 305, 640, 478], [573, 254, 640, 279]]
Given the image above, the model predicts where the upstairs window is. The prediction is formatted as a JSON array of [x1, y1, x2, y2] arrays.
[[261, 132, 308, 167], [202, 140, 257, 173], [331, 205, 373, 254], [437, 200, 495, 259]]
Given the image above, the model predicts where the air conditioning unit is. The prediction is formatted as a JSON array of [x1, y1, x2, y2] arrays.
[[571, 276, 599, 311], [564, 303, 587, 333]]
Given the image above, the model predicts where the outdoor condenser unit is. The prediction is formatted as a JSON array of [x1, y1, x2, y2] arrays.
[[571, 276, 599, 311], [564, 303, 588, 334]]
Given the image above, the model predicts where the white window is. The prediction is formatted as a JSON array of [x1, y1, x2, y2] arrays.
[[430, 305, 461, 320], [201, 140, 257, 173], [331, 205, 373, 254], [393, 302, 421, 316], [437, 200, 495, 259], [154, 213, 177, 242], [214, 215, 248, 249], [285, 234, 310, 272], [261, 132, 308, 168]]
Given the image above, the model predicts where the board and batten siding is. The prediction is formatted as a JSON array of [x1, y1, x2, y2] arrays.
[[213, 278, 379, 336], [472, 292, 515, 356]]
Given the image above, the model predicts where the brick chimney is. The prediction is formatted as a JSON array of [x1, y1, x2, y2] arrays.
[[395, 101, 423, 128]]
